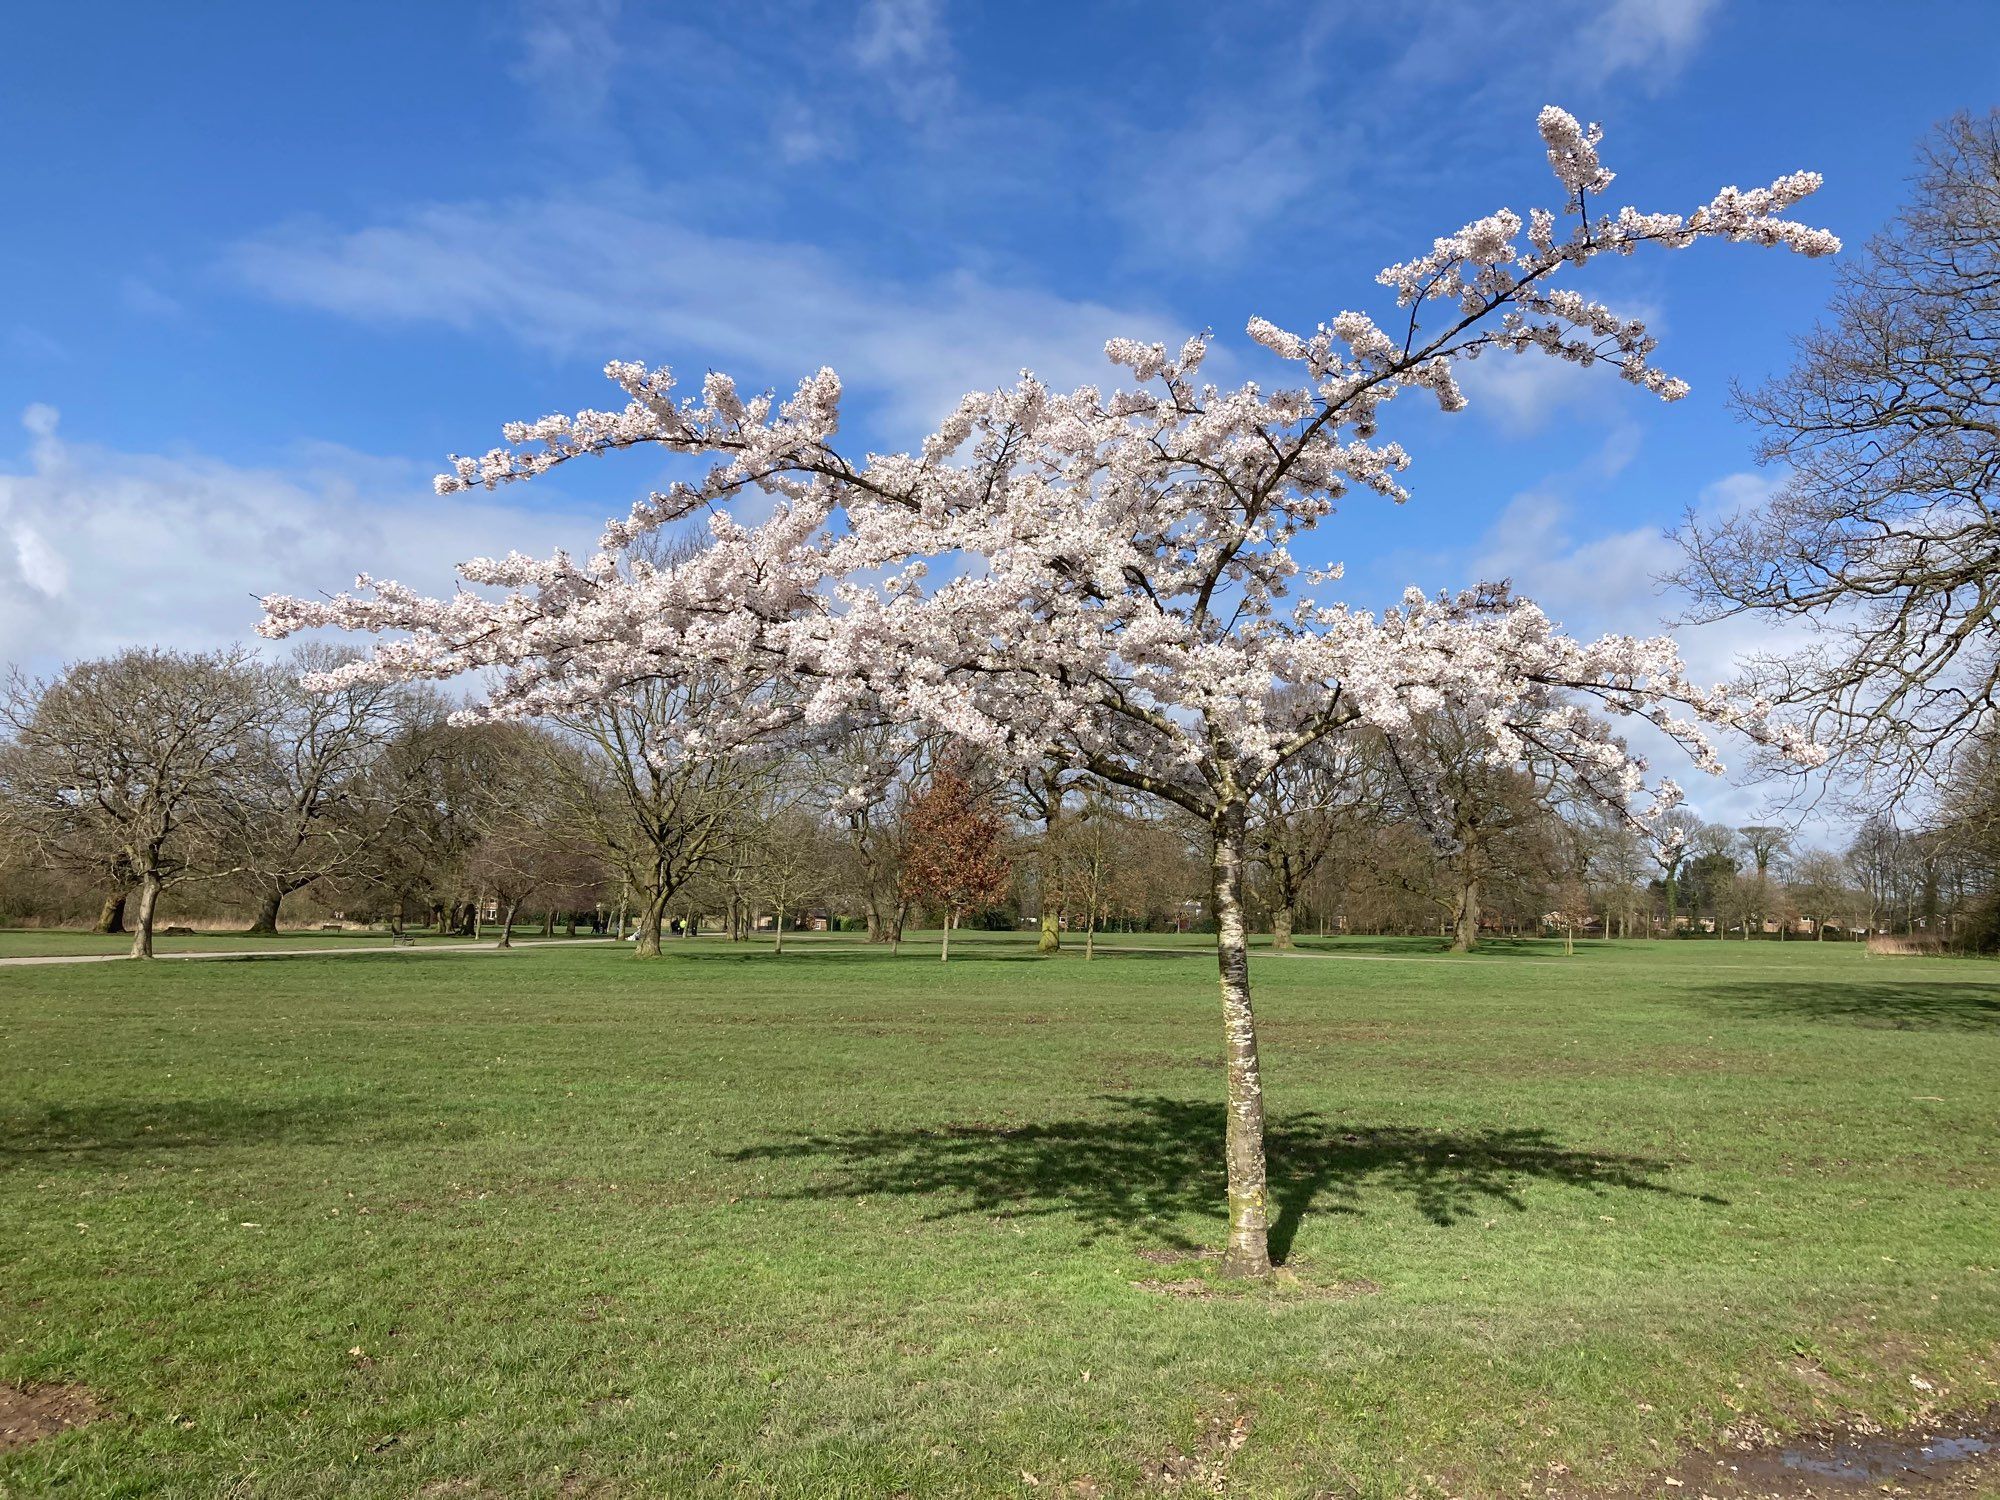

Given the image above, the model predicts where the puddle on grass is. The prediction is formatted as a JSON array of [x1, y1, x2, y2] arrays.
[[1618, 1412, 2000, 1497], [1774, 1431, 1991, 1482]]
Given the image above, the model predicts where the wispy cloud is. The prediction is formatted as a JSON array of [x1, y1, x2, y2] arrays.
[[1462, 468, 1831, 833], [227, 192, 1176, 438], [0, 406, 588, 672], [1581, 0, 1724, 89], [1113, 113, 1345, 267], [509, 0, 625, 123], [1390, 0, 1723, 92]]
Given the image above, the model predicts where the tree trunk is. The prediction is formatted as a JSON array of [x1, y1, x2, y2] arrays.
[[95, 889, 128, 935], [246, 888, 284, 935], [1449, 873, 1480, 952], [1210, 804, 1273, 1280], [1271, 903, 1296, 951], [1037, 792, 1063, 953], [634, 884, 669, 958], [497, 901, 519, 948], [129, 870, 163, 960], [865, 907, 882, 943], [940, 911, 952, 963], [774, 904, 786, 955]]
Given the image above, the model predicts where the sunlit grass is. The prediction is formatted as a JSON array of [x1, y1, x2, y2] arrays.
[[3, 935, 1996, 1496]]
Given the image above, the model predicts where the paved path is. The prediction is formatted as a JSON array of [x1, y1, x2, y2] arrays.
[[0, 938, 622, 968]]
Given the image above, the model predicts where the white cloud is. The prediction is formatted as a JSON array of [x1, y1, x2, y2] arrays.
[[1465, 481, 1841, 839], [0, 407, 588, 674], [228, 194, 1175, 440], [1390, 0, 1721, 91], [1581, 0, 1723, 87], [1457, 355, 1610, 436]]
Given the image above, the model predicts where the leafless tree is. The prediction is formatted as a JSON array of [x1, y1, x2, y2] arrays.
[[0, 648, 263, 957], [1251, 732, 1377, 950], [219, 644, 407, 933], [1675, 111, 2000, 796], [538, 675, 765, 957]]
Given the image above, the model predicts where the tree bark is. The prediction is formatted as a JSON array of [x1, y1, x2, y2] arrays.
[[634, 883, 669, 957], [1210, 803, 1273, 1280], [95, 889, 128, 935], [940, 911, 952, 963], [1037, 906, 1061, 954], [246, 888, 284, 935], [497, 901, 519, 948], [1271, 903, 1296, 951], [129, 869, 162, 960], [1450, 873, 1480, 952]]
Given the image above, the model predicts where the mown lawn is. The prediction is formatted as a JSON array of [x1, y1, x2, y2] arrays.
[[2, 935, 1996, 1497], [0, 930, 606, 960]]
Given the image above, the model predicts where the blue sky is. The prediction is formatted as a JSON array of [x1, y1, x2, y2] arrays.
[[2, 0, 1995, 831]]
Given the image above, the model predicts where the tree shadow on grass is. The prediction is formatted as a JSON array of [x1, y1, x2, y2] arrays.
[[1283, 936, 1568, 958], [725, 1096, 1717, 1261], [0, 1098, 371, 1164], [1695, 980, 2000, 1031]]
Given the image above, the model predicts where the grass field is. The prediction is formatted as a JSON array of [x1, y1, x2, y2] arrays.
[[2, 933, 1996, 1496], [0, 930, 605, 960]]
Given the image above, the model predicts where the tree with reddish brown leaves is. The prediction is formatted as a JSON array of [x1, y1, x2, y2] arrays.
[[898, 756, 1012, 962]]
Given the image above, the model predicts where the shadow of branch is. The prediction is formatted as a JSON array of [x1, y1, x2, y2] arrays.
[[724, 1096, 1718, 1260]]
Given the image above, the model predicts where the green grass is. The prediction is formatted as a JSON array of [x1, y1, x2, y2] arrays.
[[0, 930, 608, 959], [2, 934, 1996, 1497]]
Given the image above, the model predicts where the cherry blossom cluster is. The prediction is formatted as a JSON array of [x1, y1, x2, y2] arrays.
[[262, 107, 1837, 842]]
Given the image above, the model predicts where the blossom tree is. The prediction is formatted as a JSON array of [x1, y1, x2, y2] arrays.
[[263, 108, 1835, 1278]]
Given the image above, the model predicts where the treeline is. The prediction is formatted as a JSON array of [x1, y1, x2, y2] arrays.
[[2, 646, 1996, 957]]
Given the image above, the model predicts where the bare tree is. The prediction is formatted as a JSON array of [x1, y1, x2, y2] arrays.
[[1014, 763, 1087, 954], [1786, 849, 1852, 938], [0, 649, 263, 957], [221, 645, 406, 933], [824, 726, 933, 945], [463, 726, 604, 947], [1676, 111, 2000, 795], [1251, 733, 1375, 950], [539, 675, 763, 957], [751, 799, 837, 954], [1379, 707, 1564, 952]]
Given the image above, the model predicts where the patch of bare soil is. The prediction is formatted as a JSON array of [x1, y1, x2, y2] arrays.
[[1140, 1399, 1254, 1491], [1130, 1251, 1381, 1303], [0, 1382, 103, 1451], [1609, 1408, 1999, 1498]]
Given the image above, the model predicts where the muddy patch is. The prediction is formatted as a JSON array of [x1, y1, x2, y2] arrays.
[[0, 1382, 103, 1451], [1624, 1409, 2000, 1497]]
